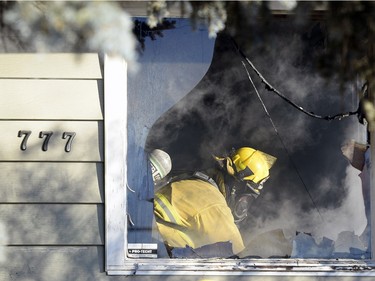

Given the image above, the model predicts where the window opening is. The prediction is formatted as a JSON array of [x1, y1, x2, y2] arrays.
[[115, 17, 372, 273]]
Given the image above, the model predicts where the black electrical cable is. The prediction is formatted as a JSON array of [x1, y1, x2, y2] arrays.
[[232, 38, 359, 121], [242, 61, 324, 222]]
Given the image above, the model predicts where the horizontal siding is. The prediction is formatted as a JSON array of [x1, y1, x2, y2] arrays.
[[0, 79, 103, 120], [0, 54, 106, 279], [0, 162, 103, 203], [1, 247, 109, 281], [0, 53, 102, 79], [1, 204, 103, 245], [0, 121, 103, 161]]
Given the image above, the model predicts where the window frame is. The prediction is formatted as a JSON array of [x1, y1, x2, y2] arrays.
[[104, 53, 375, 276]]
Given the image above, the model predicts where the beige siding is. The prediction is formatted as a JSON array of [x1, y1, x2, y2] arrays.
[[0, 162, 103, 203], [1, 204, 103, 245], [0, 79, 103, 120], [0, 54, 106, 279], [0, 121, 103, 161], [0, 53, 102, 79]]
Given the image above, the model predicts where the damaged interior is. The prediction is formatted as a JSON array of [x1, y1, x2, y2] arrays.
[[126, 17, 370, 260]]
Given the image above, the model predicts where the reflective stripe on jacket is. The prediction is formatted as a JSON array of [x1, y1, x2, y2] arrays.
[[154, 179, 245, 254]]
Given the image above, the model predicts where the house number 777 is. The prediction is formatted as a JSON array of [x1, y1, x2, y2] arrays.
[[18, 130, 76, 152]]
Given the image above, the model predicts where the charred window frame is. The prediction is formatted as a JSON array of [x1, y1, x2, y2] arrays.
[[105, 17, 375, 276]]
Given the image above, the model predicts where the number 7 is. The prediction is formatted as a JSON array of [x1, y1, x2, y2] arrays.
[[39, 131, 53, 151], [18, 130, 32, 151], [62, 132, 76, 152]]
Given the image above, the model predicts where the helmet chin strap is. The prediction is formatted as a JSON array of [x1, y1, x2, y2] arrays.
[[225, 157, 236, 176], [245, 181, 260, 198]]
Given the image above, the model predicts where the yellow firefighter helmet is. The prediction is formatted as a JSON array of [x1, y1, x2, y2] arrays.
[[231, 147, 276, 184], [214, 147, 277, 185], [213, 147, 277, 222]]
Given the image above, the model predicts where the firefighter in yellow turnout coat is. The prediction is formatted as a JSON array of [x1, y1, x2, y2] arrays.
[[154, 176, 245, 254], [151, 147, 277, 256]]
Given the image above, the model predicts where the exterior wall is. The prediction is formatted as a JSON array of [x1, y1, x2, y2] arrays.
[[0, 54, 372, 280], [0, 54, 106, 281]]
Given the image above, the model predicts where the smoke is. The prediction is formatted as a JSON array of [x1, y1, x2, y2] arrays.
[[236, 23, 368, 248], [247, 30, 358, 153], [232, 24, 367, 250], [130, 18, 368, 258], [243, 164, 366, 242]]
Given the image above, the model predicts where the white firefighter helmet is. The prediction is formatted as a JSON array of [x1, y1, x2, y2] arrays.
[[149, 149, 172, 183]]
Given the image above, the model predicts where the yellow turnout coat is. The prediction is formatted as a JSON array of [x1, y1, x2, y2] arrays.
[[154, 178, 245, 255]]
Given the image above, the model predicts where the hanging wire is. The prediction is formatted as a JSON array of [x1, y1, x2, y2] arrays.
[[241, 60, 324, 222], [232, 39, 360, 121]]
